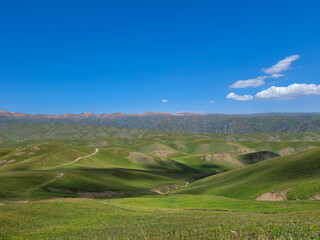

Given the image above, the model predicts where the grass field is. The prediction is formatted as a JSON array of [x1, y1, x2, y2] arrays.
[[1, 197, 320, 239], [1, 128, 320, 239]]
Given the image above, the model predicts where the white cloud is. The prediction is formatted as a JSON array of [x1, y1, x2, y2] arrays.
[[270, 73, 284, 78], [255, 83, 320, 100], [161, 99, 168, 103], [226, 92, 253, 101], [209, 100, 214, 103], [230, 72, 285, 89], [262, 55, 300, 74], [230, 76, 267, 88]]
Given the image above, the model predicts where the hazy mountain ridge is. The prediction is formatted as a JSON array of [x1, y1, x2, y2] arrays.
[[2, 123, 320, 143], [1, 110, 320, 133]]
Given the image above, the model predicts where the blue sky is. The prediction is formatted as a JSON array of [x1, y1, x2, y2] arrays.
[[1, 0, 320, 114]]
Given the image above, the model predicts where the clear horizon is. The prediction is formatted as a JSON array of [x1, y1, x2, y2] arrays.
[[2, 109, 320, 115], [1, 1, 320, 114]]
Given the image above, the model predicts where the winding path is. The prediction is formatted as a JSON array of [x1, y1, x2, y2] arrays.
[[28, 148, 99, 192], [28, 173, 65, 192], [58, 148, 99, 167]]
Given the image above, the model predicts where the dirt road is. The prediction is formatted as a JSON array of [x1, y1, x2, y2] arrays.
[[28, 173, 65, 192], [28, 148, 99, 192], [58, 148, 99, 167]]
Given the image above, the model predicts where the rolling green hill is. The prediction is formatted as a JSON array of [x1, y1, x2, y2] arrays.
[[0, 140, 216, 201], [2, 134, 320, 202], [0, 144, 93, 171], [179, 148, 320, 200]]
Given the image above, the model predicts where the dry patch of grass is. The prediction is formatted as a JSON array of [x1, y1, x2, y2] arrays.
[[256, 189, 290, 201]]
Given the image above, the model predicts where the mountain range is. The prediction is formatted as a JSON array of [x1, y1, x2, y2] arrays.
[[1, 110, 320, 133]]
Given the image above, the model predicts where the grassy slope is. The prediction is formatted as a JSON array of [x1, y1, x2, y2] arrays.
[[45, 169, 186, 193], [0, 171, 59, 200], [107, 194, 320, 213], [0, 143, 93, 171], [0, 141, 205, 201], [0, 168, 192, 201], [0, 197, 320, 239], [179, 148, 320, 200]]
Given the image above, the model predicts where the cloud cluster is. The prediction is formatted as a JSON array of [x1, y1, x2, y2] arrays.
[[161, 99, 168, 103], [229, 55, 299, 89], [225, 55, 318, 102], [256, 83, 320, 100], [227, 83, 320, 101], [262, 55, 300, 74], [226, 93, 253, 101]]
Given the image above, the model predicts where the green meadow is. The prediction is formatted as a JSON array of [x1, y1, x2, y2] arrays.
[[1, 197, 320, 239], [1, 126, 320, 239]]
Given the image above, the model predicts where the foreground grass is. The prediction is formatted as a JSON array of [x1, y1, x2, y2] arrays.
[[107, 194, 320, 213], [1, 196, 320, 239]]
